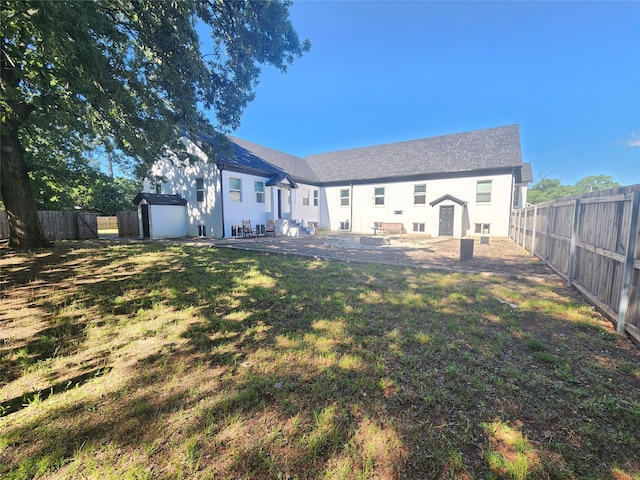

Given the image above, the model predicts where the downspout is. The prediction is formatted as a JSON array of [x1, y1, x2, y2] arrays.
[[349, 182, 353, 232], [219, 165, 226, 238]]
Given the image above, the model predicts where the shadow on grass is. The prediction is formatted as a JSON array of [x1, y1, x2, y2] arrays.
[[0, 367, 111, 417], [1, 241, 639, 479]]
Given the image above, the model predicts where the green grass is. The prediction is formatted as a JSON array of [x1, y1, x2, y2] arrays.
[[1, 242, 639, 479]]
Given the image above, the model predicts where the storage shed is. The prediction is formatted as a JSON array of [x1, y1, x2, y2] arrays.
[[133, 193, 188, 240]]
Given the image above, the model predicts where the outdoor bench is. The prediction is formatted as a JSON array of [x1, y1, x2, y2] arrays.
[[373, 222, 406, 234]]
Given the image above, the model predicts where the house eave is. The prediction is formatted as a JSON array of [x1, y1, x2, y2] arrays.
[[316, 166, 517, 187]]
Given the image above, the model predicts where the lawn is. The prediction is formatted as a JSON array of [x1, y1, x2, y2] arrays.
[[1, 242, 639, 479]]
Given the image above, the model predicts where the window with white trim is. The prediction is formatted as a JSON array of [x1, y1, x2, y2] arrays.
[[475, 223, 490, 234], [254, 181, 264, 204], [195, 178, 204, 202], [412, 222, 425, 232], [414, 184, 426, 204], [313, 190, 319, 207], [340, 188, 350, 207], [302, 188, 310, 206], [154, 177, 163, 194], [476, 180, 492, 203], [229, 177, 242, 202], [374, 187, 385, 206], [339, 220, 350, 231]]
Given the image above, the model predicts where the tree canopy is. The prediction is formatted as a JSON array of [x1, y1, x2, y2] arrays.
[[527, 175, 622, 204], [1, 0, 310, 249]]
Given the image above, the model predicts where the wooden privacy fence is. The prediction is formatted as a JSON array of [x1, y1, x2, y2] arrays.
[[510, 185, 640, 343], [97, 216, 118, 230], [0, 210, 98, 241], [117, 211, 139, 237]]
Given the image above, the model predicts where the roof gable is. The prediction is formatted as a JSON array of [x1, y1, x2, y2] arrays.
[[430, 194, 468, 207]]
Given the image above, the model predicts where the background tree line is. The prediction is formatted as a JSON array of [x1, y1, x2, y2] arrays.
[[527, 174, 621, 204]]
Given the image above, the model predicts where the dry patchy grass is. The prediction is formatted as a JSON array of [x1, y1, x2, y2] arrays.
[[0, 241, 639, 479]]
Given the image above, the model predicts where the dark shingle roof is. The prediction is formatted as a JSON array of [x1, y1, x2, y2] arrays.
[[197, 134, 286, 177], [195, 125, 526, 186], [520, 162, 534, 183], [305, 125, 523, 183], [133, 193, 187, 206], [214, 136, 320, 183]]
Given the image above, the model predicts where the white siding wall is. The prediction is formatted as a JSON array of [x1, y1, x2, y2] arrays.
[[146, 139, 224, 238], [221, 170, 271, 236], [290, 183, 321, 225], [323, 172, 514, 237]]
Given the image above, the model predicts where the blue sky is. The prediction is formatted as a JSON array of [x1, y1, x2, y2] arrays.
[[228, 1, 640, 187]]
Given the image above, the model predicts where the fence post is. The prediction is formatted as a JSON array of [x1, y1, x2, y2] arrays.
[[616, 191, 640, 334], [521, 208, 527, 248], [518, 209, 522, 244], [531, 205, 537, 255], [544, 203, 552, 264], [567, 199, 581, 287]]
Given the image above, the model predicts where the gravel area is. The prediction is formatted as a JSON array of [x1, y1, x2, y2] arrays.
[[204, 234, 555, 279]]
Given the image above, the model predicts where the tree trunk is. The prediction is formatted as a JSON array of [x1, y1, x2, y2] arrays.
[[0, 127, 51, 249]]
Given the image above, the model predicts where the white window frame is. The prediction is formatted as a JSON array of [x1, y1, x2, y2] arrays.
[[302, 188, 310, 206], [254, 181, 265, 204], [340, 188, 350, 207], [414, 184, 426, 205], [195, 178, 204, 202], [476, 180, 492, 203], [475, 223, 490, 234], [374, 187, 385, 206], [412, 222, 425, 232], [229, 177, 242, 202], [313, 190, 319, 207]]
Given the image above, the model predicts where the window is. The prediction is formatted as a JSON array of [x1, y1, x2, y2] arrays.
[[340, 188, 350, 206], [475, 223, 490, 234], [339, 220, 350, 231], [229, 177, 242, 202], [302, 188, 310, 206], [374, 187, 385, 206], [414, 184, 426, 204], [254, 181, 264, 203], [313, 190, 319, 207], [195, 178, 204, 202], [476, 180, 492, 203], [412, 223, 425, 232], [154, 177, 162, 194]]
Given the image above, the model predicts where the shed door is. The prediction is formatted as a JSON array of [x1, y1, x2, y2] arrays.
[[439, 205, 454, 237], [141, 204, 150, 238]]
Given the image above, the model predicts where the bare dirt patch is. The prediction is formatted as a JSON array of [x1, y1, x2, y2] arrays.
[[211, 235, 554, 279]]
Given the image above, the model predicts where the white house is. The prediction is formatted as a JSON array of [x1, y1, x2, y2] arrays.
[[141, 124, 532, 239]]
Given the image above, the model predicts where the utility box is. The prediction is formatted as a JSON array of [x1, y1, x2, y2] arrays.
[[460, 238, 474, 261], [480, 236, 490, 245]]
